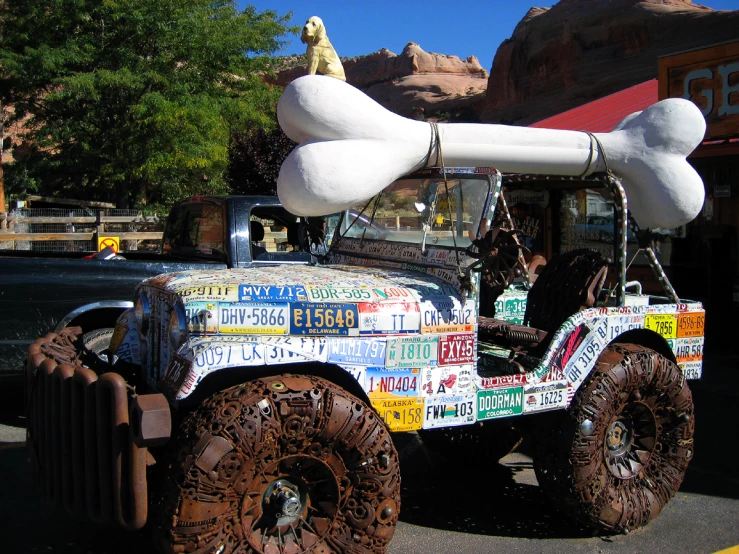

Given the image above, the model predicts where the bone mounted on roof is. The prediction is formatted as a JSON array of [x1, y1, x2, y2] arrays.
[[276, 75, 706, 230]]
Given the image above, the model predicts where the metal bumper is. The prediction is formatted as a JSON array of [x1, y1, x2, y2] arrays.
[[26, 328, 171, 530]]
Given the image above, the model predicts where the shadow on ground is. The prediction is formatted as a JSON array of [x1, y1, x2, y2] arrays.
[[392, 433, 596, 540]]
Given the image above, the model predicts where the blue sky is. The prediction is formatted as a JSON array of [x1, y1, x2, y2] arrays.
[[240, 0, 739, 71]]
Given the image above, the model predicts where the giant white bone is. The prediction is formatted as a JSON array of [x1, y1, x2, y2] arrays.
[[277, 75, 706, 229]]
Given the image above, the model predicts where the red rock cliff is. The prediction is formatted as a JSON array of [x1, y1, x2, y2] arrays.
[[481, 0, 739, 125]]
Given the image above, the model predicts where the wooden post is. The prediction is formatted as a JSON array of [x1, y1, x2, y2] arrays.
[[95, 210, 104, 251]]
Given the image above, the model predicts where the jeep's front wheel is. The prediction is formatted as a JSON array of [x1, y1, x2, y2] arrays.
[[157, 374, 401, 553], [533, 344, 694, 534]]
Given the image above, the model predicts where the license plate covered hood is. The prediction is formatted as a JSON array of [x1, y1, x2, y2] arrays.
[[142, 264, 472, 337]]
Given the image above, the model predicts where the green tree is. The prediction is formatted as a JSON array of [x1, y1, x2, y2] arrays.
[[0, 0, 295, 208], [228, 120, 295, 196]]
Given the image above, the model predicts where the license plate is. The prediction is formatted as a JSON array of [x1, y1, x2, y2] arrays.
[[306, 285, 374, 302], [327, 338, 386, 366], [644, 314, 677, 339], [262, 337, 328, 364], [193, 342, 265, 370], [477, 387, 524, 420], [421, 365, 474, 396], [522, 383, 568, 413], [672, 337, 704, 363], [677, 312, 705, 338], [680, 361, 702, 379], [385, 336, 439, 368], [359, 303, 421, 335], [218, 303, 289, 334], [438, 334, 475, 365], [185, 302, 219, 333], [420, 299, 475, 334], [290, 303, 359, 336], [239, 285, 307, 302], [422, 393, 476, 429], [367, 367, 420, 397], [371, 397, 424, 432]]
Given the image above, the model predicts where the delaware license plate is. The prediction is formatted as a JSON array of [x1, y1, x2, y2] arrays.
[[290, 303, 359, 336]]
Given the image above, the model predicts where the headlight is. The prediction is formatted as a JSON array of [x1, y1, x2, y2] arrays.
[[134, 292, 150, 333], [169, 305, 187, 347]]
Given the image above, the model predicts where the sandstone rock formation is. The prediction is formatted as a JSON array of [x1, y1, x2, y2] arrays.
[[267, 42, 488, 120], [481, 0, 739, 125]]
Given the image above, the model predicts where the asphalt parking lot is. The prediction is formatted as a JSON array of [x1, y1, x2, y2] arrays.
[[1, 360, 737, 553]]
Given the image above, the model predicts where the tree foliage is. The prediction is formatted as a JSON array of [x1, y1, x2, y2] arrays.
[[0, 0, 296, 208], [228, 121, 295, 197]]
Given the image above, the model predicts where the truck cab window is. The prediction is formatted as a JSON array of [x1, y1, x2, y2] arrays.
[[162, 201, 226, 261], [249, 206, 311, 262]]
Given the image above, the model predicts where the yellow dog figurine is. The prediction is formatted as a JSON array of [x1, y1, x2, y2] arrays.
[[301, 16, 346, 81]]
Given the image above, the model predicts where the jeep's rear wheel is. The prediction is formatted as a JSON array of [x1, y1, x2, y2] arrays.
[[157, 375, 401, 553], [533, 344, 694, 534], [419, 419, 523, 463]]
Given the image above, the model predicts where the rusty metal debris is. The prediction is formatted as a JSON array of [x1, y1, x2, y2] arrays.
[[160, 374, 401, 554], [533, 344, 694, 533], [27, 327, 169, 530]]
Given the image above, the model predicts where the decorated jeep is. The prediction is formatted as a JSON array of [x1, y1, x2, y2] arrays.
[[27, 76, 707, 553]]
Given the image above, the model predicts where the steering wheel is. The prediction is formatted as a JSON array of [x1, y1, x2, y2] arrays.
[[465, 219, 530, 292]]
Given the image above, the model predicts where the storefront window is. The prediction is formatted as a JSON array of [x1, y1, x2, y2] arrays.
[[558, 188, 682, 266]]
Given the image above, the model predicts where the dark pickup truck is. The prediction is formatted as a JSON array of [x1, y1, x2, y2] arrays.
[[0, 195, 310, 371]]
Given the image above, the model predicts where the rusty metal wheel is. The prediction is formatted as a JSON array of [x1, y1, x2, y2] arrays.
[[157, 374, 401, 553], [418, 419, 523, 463], [533, 344, 694, 534]]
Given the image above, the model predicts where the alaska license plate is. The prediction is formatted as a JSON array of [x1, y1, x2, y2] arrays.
[[371, 397, 424, 432], [290, 303, 359, 336]]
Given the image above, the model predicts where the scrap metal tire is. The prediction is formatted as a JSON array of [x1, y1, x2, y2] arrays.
[[156, 374, 401, 554], [418, 419, 523, 462], [533, 344, 694, 534]]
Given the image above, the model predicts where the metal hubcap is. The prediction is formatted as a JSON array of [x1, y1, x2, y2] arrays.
[[604, 401, 657, 480], [265, 480, 303, 520], [606, 419, 633, 456], [242, 455, 341, 551]]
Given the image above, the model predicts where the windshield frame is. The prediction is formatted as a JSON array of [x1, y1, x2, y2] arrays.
[[327, 169, 500, 256]]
